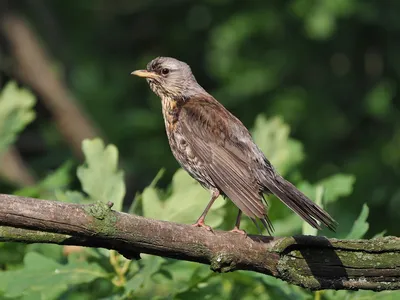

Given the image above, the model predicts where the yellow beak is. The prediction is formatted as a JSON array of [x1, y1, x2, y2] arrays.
[[131, 69, 159, 79]]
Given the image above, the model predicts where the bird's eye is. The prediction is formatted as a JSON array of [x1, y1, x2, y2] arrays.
[[161, 68, 170, 75]]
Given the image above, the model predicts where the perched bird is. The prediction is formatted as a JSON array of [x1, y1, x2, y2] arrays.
[[132, 57, 337, 235]]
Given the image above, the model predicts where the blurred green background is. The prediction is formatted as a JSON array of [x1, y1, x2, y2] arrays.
[[0, 0, 399, 299]]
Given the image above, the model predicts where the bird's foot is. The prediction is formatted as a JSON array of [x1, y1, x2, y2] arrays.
[[192, 220, 213, 232], [229, 227, 247, 236]]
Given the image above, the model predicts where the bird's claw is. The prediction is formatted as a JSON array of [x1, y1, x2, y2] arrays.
[[192, 221, 214, 233], [229, 227, 247, 236]]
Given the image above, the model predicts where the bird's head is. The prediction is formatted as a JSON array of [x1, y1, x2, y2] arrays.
[[131, 57, 204, 99]]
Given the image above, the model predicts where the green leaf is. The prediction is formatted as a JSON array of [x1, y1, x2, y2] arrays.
[[0, 252, 107, 299], [346, 204, 369, 239], [142, 169, 225, 228], [142, 186, 165, 220], [253, 273, 310, 300], [373, 230, 386, 239], [15, 161, 73, 199], [319, 174, 356, 204], [149, 168, 166, 188], [26, 244, 63, 262], [55, 190, 91, 204], [125, 256, 164, 293], [77, 138, 126, 211], [39, 161, 74, 191], [0, 81, 36, 155], [298, 174, 355, 205], [273, 214, 302, 236], [252, 115, 304, 176]]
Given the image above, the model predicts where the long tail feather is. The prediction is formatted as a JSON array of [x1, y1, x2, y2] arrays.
[[265, 175, 337, 231]]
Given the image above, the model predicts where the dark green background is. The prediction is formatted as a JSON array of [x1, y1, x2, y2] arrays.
[[1, 1, 400, 299], [2, 1, 399, 235]]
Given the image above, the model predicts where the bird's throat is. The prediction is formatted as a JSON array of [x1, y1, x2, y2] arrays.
[[161, 96, 183, 132]]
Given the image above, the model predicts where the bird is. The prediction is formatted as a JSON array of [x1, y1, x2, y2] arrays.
[[132, 57, 337, 235]]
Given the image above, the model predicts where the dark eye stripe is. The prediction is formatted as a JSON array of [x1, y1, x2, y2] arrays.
[[147, 60, 160, 71]]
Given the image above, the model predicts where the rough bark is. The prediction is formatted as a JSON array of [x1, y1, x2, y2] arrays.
[[0, 193, 399, 291]]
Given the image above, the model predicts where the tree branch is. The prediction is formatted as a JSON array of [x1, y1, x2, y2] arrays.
[[1, 14, 101, 159], [0, 146, 36, 186], [0, 193, 399, 291]]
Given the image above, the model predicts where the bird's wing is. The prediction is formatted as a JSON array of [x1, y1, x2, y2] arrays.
[[179, 95, 273, 232]]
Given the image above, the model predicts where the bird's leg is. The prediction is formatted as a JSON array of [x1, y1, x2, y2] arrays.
[[230, 210, 247, 236], [192, 189, 220, 231]]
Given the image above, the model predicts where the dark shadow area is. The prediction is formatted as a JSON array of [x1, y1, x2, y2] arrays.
[[290, 236, 348, 289], [248, 235, 348, 289]]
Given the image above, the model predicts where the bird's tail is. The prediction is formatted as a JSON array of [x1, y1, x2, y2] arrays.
[[265, 174, 337, 231]]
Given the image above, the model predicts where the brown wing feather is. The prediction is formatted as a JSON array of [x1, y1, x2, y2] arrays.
[[178, 95, 272, 231]]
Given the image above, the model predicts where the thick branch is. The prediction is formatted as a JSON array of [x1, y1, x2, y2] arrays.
[[0, 193, 399, 291]]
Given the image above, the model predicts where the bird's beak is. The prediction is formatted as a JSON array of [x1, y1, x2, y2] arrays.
[[131, 69, 159, 79]]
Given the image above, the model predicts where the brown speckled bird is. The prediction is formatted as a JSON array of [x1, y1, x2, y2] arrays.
[[132, 57, 337, 235]]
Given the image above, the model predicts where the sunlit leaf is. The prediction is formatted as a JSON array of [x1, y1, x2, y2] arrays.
[[125, 256, 164, 293], [251, 271, 310, 300], [298, 174, 355, 205], [142, 169, 225, 227], [319, 174, 355, 204], [55, 190, 91, 204], [372, 230, 386, 239], [0, 81, 36, 155], [142, 186, 164, 220], [77, 138, 126, 211], [0, 252, 106, 299], [346, 204, 369, 239], [272, 214, 302, 236], [252, 115, 304, 176], [14, 161, 73, 199]]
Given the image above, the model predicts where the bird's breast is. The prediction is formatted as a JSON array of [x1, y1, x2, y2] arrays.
[[161, 97, 182, 133], [159, 98, 201, 170]]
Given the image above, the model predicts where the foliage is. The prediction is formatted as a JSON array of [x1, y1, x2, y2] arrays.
[[253, 115, 304, 176], [0, 252, 107, 299], [2, 0, 398, 234], [0, 81, 36, 156], [346, 204, 369, 239], [1, 0, 400, 298], [77, 138, 126, 211], [141, 168, 225, 227], [15, 161, 73, 199], [1, 93, 398, 298]]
